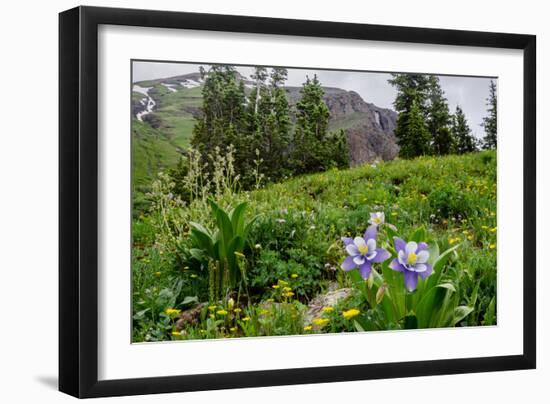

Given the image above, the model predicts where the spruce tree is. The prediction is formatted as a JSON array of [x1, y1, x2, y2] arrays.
[[389, 73, 433, 157], [291, 75, 331, 173], [191, 65, 250, 181], [394, 100, 432, 158], [248, 67, 291, 181], [426, 75, 452, 155], [452, 106, 477, 154], [482, 80, 497, 149]]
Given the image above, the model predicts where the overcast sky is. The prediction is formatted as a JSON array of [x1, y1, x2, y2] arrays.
[[133, 61, 496, 139]]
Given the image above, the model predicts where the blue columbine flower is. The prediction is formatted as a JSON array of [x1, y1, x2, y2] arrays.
[[389, 237, 433, 291], [341, 226, 391, 279]]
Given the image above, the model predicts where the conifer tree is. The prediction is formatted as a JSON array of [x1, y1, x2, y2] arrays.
[[248, 67, 291, 181], [394, 100, 432, 158], [389, 73, 433, 157], [452, 106, 477, 154], [291, 75, 331, 173], [482, 80, 497, 149], [426, 75, 452, 155]]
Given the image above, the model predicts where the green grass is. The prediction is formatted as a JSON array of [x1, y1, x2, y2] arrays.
[[132, 151, 497, 342]]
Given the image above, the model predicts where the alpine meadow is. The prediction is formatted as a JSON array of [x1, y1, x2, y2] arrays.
[[131, 62, 498, 342]]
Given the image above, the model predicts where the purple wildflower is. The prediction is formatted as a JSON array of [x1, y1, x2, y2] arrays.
[[389, 238, 433, 291], [341, 226, 391, 279]]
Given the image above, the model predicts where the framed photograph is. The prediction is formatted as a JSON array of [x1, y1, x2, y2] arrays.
[[59, 6, 536, 398]]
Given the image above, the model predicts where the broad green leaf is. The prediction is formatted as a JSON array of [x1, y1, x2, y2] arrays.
[[229, 202, 248, 235], [451, 306, 474, 326], [410, 226, 426, 243], [416, 283, 455, 328], [179, 296, 199, 306], [354, 320, 365, 332], [404, 315, 418, 329]]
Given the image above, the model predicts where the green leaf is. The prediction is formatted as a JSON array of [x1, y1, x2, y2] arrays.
[[404, 315, 418, 329], [410, 226, 426, 243], [353, 320, 365, 332], [451, 306, 474, 326], [229, 202, 248, 235], [189, 228, 214, 258], [416, 283, 455, 328], [179, 296, 199, 306]]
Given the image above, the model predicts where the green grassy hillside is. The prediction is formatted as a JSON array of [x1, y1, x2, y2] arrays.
[[132, 151, 497, 342]]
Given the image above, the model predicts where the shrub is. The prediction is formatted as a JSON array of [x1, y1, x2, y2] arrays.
[[428, 183, 474, 219]]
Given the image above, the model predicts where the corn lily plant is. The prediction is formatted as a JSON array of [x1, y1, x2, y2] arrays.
[[189, 199, 258, 301]]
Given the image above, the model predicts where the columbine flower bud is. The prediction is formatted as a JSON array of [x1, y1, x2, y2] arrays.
[[376, 285, 386, 304]]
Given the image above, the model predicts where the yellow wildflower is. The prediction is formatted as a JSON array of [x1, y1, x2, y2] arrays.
[[322, 307, 334, 314], [260, 309, 269, 316], [272, 284, 280, 289], [283, 291, 295, 298], [229, 327, 237, 332], [208, 305, 217, 311], [279, 280, 289, 286], [165, 308, 181, 317], [342, 309, 360, 319], [467, 235, 474, 241], [242, 316, 251, 322], [490, 227, 497, 233], [171, 331, 182, 337], [154, 271, 162, 277], [291, 273, 299, 279], [313, 318, 329, 326], [303, 325, 313, 331], [233, 308, 242, 313], [489, 243, 496, 249], [216, 309, 228, 316], [266, 298, 275, 303], [283, 286, 293, 292]]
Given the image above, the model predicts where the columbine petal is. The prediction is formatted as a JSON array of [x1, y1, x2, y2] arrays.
[[414, 263, 427, 273], [341, 237, 354, 246], [367, 250, 378, 261], [398, 249, 407, 266], [417, 242, 429, 252], [346, 244, 359, 256], [393, 237, 406, 253], [404, 270, 419, 292], [354, 237, 367, 250], [389, 258, 404, 272], [341, 256, 356, 271], [353, 256, 366, 265], [371, 248, 390, 263], [416, 250, 429, 264], [359, 261, 372, 279], [405, 241, 418, 255], [366, 238, 377, 252], [418, 264, 433, 279], [364, 225, 377, 242]]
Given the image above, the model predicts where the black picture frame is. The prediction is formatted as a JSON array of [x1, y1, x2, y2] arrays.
[[59, 5, 536, 398]]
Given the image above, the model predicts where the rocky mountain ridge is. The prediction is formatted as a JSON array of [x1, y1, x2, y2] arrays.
[[133, 72, 398, 165]]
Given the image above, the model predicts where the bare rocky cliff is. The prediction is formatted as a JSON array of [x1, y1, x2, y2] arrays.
[[285, 86, 398, 164]]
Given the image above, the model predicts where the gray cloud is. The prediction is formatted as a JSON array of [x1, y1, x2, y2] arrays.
[[133, 61, 495, 139]]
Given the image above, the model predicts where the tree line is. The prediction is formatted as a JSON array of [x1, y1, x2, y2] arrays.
[[189, 65, 348, 188], [389, 74, 497, 158]]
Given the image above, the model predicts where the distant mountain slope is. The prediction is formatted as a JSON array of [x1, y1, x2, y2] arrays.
[[132, 72, 398, 187]]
